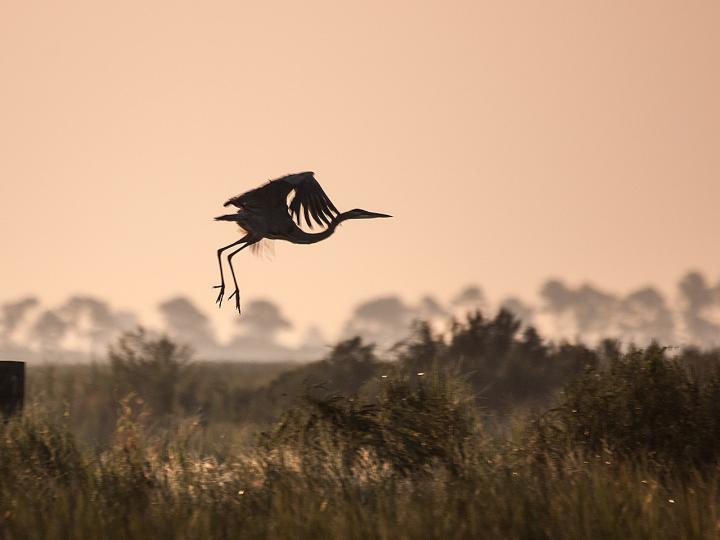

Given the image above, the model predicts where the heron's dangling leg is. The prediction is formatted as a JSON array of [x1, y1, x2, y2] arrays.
[[226, 240, 257, 314], [214, 236, 249, 306]]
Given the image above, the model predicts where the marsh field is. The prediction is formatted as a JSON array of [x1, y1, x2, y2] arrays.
[[2, 311, 720, 539]]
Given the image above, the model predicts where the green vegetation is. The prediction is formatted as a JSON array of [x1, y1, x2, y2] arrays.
[[3, 314, 720, 539]]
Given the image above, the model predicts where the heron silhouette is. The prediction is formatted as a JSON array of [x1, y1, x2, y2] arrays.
[[214, 171, 391, 313]]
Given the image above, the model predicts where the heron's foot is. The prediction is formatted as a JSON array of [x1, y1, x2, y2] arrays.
[[213, 285, 225, 306], [229, 289, 241, 314]]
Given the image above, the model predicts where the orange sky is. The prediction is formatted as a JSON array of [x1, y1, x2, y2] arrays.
[[1, 1, 719, 340]]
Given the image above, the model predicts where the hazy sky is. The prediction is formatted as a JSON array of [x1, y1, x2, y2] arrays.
[[1, 1, 719, 339]]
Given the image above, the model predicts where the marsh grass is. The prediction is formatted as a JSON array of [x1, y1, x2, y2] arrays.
[[3, 324, 720, 539]]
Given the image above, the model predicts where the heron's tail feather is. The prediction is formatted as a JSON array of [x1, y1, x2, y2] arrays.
[[214, 213, 242, 222], [250, 239, 275, 259]]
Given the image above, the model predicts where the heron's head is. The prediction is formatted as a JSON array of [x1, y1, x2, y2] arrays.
[[344, 209, 393, 220]]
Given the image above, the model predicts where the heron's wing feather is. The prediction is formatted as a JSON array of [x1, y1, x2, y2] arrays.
[[224, 178, 294, 209], [224, 171, 339, 229], [286, 173, 339, 229]]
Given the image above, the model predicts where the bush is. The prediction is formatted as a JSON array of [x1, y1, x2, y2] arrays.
[[396, 311, 597, 412], [259, 371, 478, 479], [109, 328, 192, 418], [536, 345, 720, 467]]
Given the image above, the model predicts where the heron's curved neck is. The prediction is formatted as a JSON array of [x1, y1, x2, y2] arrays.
[[290, 212, 352, 244]]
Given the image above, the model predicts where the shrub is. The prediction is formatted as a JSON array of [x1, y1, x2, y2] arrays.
[[259, 371, 478, 480], [396, 311, 597, 412], [536, 345, 720, 467], [109, 328, 192, 418]]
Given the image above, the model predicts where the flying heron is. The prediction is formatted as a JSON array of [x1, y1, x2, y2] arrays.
[[214, 171, 391, 313]]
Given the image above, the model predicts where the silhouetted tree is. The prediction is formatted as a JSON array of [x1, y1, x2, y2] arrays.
[[342, 296, 415, 348], [541, 280, 620, 341], [159, 296, 217, 349], [416, 295, 448, 320], [31, 311, 68, 352], [500, 296, 535, 326], [395, 321, 445, 375], [59, 296, 124, 356], [235, 299, 292, 341], [576, 285, 618, 336], [678, 272, 720, 347], [540, 279, 578, 337], [451, 285, 486, 311], [0, 296, 38, 348], [617, 287, 675, 345], [225, 299, 293, 360]]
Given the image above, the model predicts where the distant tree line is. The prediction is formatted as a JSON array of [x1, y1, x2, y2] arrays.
[[2, 270, 720, 361], [24, 306, 720, 450]]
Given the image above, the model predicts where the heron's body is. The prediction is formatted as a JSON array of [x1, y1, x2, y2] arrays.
[[214, 171, 391, 313]]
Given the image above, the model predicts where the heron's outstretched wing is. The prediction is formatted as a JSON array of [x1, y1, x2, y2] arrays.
[[224, 171, 339, 229], [286, 172, 339, 228]]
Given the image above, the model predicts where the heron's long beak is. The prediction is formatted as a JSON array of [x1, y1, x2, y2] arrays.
[[360, 211, 392, 219]]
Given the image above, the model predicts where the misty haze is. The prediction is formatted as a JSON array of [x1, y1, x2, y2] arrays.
[[4, 270, 719, 363]]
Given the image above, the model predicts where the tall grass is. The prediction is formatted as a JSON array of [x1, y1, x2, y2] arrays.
[[2, 320, 720, 539]]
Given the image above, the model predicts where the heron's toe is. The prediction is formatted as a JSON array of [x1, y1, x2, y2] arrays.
[[214, 286, 225, 305]]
